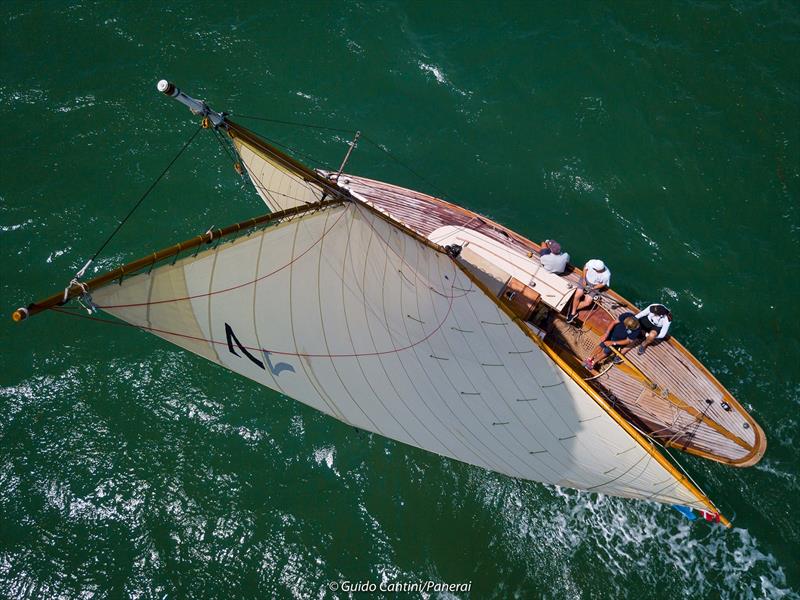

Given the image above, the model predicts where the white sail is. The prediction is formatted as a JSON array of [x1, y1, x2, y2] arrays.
[[91, 201, 710, 509], [229, 129, 325, 212]]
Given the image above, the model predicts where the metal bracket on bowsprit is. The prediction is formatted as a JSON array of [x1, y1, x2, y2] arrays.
[[76, 291, 99, 315], [445, 244, 462, 258]]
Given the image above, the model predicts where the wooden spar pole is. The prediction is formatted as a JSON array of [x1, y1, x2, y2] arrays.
[[11, 199, 345, 322]]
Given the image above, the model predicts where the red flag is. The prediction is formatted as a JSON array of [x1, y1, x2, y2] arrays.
[[700, 510, 721, 523]]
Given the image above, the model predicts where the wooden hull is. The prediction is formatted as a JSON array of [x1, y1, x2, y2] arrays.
[[338, 173, 766, 467]]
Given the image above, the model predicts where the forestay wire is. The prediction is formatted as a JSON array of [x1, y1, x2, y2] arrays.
[[70, 124, 204, 283]]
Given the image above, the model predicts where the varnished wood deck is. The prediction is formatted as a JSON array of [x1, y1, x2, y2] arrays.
[[338, 172, 766, 467]]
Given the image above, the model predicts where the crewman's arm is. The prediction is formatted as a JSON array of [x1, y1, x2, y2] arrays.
[[600, 321, 616, 342]]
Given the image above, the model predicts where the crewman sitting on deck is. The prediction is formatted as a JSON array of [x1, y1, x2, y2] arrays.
[[635, 303, 672, 355], [538, 239, 570, 274], [584, 313, 643, 371], [567, 259, 611, 324]]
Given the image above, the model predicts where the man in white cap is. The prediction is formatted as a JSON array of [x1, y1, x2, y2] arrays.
[[566, 259, 611, 324], [538, 239, 570, 274]]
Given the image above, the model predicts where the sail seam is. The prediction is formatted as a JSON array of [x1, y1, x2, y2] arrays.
[[354, 207, 450, 449], [454, 268, 584, 482], [288, 208, 352, 424], [389, 222, 513, 473], [429, 248, 563, 482]]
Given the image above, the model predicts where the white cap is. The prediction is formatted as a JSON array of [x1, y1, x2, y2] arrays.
[[586, 259, 606, 271], [157, 79, 170, 92]]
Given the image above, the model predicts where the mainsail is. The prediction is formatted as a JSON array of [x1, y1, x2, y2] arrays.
[[89, 199, 712, 510]]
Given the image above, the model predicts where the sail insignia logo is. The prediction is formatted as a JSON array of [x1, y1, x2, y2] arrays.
[[225, 323, 295, 376]]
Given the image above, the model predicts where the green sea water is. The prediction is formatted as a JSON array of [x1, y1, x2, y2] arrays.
[[1, 1, 799, 598]]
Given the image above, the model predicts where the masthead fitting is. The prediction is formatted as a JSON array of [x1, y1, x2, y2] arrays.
[[156, 79, 225, 128], [157, 79, 177, 96]]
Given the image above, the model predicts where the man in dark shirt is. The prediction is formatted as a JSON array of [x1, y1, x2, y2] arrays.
[[584, 312, 643, 370]]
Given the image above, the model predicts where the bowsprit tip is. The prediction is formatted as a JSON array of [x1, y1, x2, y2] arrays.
[[156, 80, 225, 127], [157, 79, 176, 96]]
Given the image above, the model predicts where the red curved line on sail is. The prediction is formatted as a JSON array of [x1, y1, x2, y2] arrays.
[[51, 261, 459, 359], [96, 201, 466, 309], [95, 203, 352, 309]]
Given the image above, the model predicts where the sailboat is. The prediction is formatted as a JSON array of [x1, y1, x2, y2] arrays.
[[13, 81, 766, 526]]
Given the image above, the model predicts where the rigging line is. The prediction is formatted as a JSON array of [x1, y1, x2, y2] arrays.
[[86, 124, 204, 267], [239, 149, 313, 209], [212, 127, 240, 168], [237, 124, 332, 169], [659, 443, 713, 502], [230, 113, 357, 135], [209, 128, 290, 211], [360, 134, 452, 201], [623, 417, 712, 501], [260, 134, 328, 169], [212, 126, 288, 206], [215, 125, 318, 210], [229, 128, 328, 207]]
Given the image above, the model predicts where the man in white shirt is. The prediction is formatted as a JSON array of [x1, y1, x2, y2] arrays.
[[566, 259, 611, 324], [538, 239, 570, 274], [635, 303, 672, 355]]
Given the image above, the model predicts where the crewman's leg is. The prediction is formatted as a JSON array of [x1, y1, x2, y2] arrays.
[[637, 331, 657, 354]]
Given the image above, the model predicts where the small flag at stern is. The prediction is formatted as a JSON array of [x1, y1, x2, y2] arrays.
[[700, 509, 721, 523], [673, 505, 698, 521]]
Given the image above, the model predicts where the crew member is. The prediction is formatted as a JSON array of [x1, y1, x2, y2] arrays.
[[538, 239, 570, 274], [635, 303, 672, 355], [567, 259, 611, 324], [584, 313, 643, 370]]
